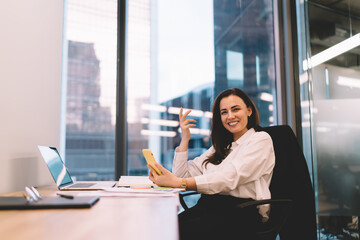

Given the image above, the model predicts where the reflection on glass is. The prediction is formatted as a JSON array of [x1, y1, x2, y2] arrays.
[[312, 65, 360, 216], [213, 0, 277, 127], [303, 33, 360, 71], [308, 0, 360, 216], [62, 0, 117, 180], [127, 0, 277, 176], [297, 0, 360, 238]]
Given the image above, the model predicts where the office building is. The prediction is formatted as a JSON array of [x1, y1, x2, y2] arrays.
[[65, 40, 115, 180]]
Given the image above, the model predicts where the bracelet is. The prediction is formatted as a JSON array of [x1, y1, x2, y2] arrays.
[[181, 178, 187, 189]]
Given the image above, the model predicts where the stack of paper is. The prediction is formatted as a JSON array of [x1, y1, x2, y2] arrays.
[[117, 176, 157, 188]]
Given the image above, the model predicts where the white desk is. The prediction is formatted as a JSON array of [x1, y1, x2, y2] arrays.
[[0, 186, 179, 240]]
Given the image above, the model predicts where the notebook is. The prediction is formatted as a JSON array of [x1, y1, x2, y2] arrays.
[[38, 145, 116, 191], [0, 196, 100, 210]]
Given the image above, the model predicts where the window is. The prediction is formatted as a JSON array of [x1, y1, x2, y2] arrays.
[[126, 0, 278, 175], [61, 0, 118, 180], [61, 0, 280, 184]]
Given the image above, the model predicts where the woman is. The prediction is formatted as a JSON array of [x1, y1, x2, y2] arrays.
[[148, 88, 275, 239]]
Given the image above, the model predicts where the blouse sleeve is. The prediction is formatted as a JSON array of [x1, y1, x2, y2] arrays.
[[172, 147, 214, 178], [194, 132, 275, 194]]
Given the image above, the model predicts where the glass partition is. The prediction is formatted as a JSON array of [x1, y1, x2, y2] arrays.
[[296, 0, 360, 238]]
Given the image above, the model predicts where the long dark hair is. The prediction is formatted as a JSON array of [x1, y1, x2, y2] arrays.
[[203, 88, 260, 167]]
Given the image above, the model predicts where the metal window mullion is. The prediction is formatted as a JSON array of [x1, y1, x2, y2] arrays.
[[115, 0, 128, 179]]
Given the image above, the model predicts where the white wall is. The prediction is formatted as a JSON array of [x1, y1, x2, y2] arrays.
[[0, 0, 63, 193]]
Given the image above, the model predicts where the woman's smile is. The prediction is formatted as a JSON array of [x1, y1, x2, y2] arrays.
[[228, 121, 239, 126]]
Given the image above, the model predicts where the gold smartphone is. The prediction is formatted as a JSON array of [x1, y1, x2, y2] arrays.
[[142, 149, 162, 175]]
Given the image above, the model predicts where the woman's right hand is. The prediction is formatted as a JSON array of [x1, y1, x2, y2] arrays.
[[178, 108, 196, 151]]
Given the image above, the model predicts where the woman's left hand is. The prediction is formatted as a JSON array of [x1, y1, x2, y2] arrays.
[[148, 163, 181, 188]]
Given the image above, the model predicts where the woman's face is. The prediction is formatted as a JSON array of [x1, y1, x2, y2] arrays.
[[219, 95, 252, 141]]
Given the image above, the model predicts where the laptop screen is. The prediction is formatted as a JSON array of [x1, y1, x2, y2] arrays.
[[38, 146, 73, 187]]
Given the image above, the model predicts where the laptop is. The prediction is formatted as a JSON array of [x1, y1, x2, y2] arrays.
[[38, 145, 116, 190]]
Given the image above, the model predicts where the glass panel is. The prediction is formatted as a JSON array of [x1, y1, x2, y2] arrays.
[[126, 0, 215, 175], [61, 0, 118, 180], [213, 0, 277, 127], [126, 0, 277, 178], [296, 0, 360, 238]]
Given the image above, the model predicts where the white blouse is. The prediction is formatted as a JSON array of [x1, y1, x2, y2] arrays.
[[173, 128, 275, 202]]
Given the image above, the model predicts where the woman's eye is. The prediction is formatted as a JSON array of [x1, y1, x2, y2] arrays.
[[221, 111, 227, 115]]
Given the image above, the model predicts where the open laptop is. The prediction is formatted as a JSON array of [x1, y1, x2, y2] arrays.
[[38, 145, 116, 190]]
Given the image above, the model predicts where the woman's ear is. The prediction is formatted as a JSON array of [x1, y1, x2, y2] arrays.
[[247, 107, 252, 117]]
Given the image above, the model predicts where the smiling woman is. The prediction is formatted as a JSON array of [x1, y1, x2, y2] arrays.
[[148, 88, 275, 239]]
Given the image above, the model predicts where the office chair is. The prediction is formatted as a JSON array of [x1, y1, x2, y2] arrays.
[[179, 125, 317, 240]]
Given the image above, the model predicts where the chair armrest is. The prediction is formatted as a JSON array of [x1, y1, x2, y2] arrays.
[[179, 191, 199, 211], [236, 198, 292, 209], [179, 190, 198, 197]]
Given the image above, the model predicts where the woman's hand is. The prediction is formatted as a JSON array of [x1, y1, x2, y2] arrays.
[[148, 163, 181, 188], [178, 108, 196, 152]]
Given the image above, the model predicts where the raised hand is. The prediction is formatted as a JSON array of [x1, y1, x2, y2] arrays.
[[178, 108, 196, 151]]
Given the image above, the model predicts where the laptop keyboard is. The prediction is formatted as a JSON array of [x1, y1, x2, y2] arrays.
[[69, 183, 95, 188]]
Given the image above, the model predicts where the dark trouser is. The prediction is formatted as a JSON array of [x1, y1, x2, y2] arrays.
[[178, 194, 262, 240]]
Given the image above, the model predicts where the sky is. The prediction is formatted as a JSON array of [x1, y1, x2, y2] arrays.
[[156, 0, 215, 102]]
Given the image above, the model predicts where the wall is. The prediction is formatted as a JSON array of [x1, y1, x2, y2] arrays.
[[0, 0, 63, 193]]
